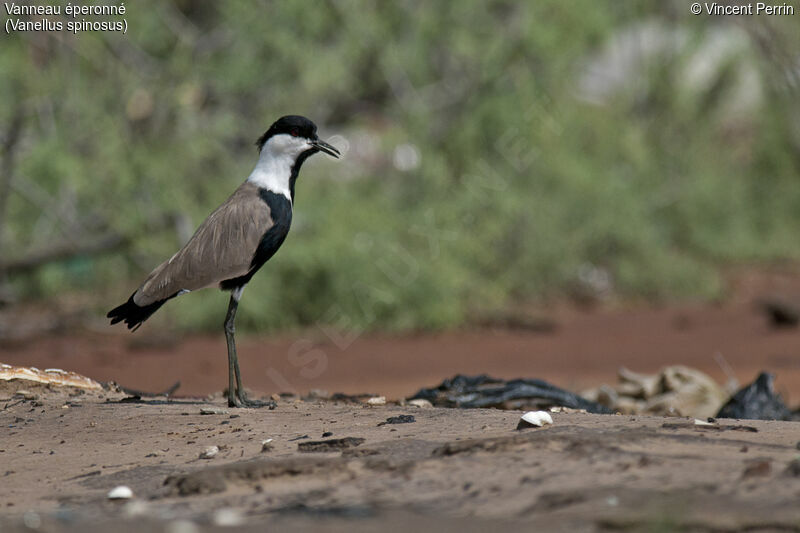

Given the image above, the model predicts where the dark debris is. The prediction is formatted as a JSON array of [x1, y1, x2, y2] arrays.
[[409, 374, 611, 414], [377, 415, 415, 426]]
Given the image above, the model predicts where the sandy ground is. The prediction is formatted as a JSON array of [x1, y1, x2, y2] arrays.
[[0, 382, 799, 532]]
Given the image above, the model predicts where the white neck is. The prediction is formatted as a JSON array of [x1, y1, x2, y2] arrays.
[[246, 133, 312, 202], [246, 149, 294, 201]]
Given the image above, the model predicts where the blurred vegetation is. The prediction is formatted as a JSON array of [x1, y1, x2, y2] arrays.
[[1, 1, 799, 332]]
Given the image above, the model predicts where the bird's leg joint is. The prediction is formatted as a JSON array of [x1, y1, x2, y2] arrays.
[[224, 296, 238, 334]]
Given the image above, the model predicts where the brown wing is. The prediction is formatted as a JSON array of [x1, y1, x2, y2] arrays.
[[132, 182, 272, 306]]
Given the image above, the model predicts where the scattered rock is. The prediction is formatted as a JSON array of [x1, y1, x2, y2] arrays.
[[298, 437, 365, 453], [516, 411, 553, 430], [200, 407, 228, 415], [366, 396, 386, 406], [322, 431, 333, 437], [260, 439, 274, 452], [199, 446, 219, 459], [408, 399, 433, 408], [107, 485, 134, 500], [378, 414, 416, 426]]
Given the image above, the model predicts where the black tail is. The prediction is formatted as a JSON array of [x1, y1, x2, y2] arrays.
[[107, 292, 175, 332]]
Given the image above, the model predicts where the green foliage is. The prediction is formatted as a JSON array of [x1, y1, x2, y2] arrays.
[[2, 1, 799, 331]]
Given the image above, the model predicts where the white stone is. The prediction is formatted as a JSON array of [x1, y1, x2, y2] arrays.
[[107, 485, 134, 500], [199, 445, 219, 459]]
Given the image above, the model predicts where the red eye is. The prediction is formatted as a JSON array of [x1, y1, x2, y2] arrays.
[[290, 129, 299, 137]]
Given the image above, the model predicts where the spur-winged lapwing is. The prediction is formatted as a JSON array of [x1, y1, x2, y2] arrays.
[[108, 115, 340, 407]]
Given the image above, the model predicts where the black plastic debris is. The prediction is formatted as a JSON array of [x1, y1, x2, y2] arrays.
[[716, 372, 793, 421], [377, 414, 415, 426], [408, 374, 612, 414]]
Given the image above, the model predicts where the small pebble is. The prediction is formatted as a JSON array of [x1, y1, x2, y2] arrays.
[[199, 446, 219, 459], [107, 485, 134, 500], [260, 439, 274, 452], [366, 396, 386, 405], [408, 399, 433, 408]]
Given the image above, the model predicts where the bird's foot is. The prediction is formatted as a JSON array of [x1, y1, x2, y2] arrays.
[[228, 390, 276, 409]]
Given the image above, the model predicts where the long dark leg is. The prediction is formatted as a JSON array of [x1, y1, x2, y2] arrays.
[[223, 293, 275, 409], [224, 295, 240, 407]]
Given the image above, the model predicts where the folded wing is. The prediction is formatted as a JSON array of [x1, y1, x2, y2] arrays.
[[133, 182, 274, 307]]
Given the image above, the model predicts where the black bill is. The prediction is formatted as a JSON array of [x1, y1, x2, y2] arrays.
[[311, 139, 341, 159]]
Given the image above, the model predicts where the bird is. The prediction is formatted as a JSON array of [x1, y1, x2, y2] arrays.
[[107, 115, 340, 407]]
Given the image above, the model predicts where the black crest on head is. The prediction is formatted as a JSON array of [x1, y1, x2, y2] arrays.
[[256, 115, 318, 151]]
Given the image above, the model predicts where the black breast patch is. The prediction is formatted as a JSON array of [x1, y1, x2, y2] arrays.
[[219, 189, 292, 291]]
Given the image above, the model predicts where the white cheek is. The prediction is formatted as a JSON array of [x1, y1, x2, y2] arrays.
[[267, 134, 311, 156]]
